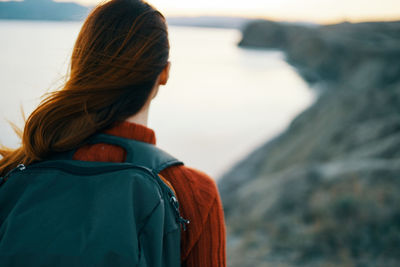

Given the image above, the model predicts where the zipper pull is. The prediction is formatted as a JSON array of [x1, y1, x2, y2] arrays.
[[179, 217, 190, 231], [170, 195, 190, 231], [16, 164, 27, 171], [0, 164, 26, 186]]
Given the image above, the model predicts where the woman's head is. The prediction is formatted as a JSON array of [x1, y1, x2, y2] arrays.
[[70, 0, 169, 118], [0, 0, 170, 175]]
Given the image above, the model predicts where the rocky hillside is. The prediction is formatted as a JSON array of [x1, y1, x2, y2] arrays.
[[219, 20, 400, 266]]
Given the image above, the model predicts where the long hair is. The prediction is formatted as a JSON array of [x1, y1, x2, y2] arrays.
[[0, 0, 169, 176]]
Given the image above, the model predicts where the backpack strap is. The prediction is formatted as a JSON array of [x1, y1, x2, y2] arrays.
[[51, 133, 182, 193], [86, 133, 183, 174]]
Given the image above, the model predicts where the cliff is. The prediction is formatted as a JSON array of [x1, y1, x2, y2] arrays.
[[219, 20, 400, 266]]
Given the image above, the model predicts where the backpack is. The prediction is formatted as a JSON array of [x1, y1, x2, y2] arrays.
[[0, 133, 189, 267]]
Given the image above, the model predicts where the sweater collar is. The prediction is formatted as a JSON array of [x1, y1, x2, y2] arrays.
[[103, 121, 156, 145]]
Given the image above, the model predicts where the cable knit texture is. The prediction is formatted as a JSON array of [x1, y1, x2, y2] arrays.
[[73, 121, 226, 267]]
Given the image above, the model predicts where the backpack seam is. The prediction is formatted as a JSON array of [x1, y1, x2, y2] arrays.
[[137, 199, 163, 235]]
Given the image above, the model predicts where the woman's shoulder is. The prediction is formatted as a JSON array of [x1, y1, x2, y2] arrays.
[[161, 165, 219, 199], [160, 164, 221, 218], [160, 164, 225, 261]]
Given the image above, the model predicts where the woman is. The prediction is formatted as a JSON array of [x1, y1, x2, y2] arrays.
[[0, 0, 226, 266]]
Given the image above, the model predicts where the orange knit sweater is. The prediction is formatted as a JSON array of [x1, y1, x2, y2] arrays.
[[73, 121, 226, 267]]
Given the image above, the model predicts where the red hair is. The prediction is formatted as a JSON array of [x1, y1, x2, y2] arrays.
[[0, 0, 169, 176]]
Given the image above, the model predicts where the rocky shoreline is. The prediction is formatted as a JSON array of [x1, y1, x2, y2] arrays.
[[219, 20, 400, 266]]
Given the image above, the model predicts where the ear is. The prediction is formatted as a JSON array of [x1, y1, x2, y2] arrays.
[[159, 62, 171, 85]]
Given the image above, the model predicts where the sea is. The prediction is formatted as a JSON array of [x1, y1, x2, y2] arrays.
[[0, 20, 315, 179]]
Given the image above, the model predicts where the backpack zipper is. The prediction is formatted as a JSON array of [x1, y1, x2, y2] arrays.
[[29, 161, 143, 175], [169, 195, 190, 231], [0, 164, 26, 186]]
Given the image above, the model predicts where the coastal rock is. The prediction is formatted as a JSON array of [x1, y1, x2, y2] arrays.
[[239, 20, 400, 87], [220, 20, 400, 266]]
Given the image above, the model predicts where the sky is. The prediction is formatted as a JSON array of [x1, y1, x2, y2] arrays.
[[57, 0, 400, 24]]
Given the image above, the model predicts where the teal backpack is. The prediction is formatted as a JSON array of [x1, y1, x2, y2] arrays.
[[0, 134, 189, 266]]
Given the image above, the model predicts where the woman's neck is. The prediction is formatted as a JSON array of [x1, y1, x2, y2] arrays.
[[126, 83, 159, 126], [125, 105, 149, 126]]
